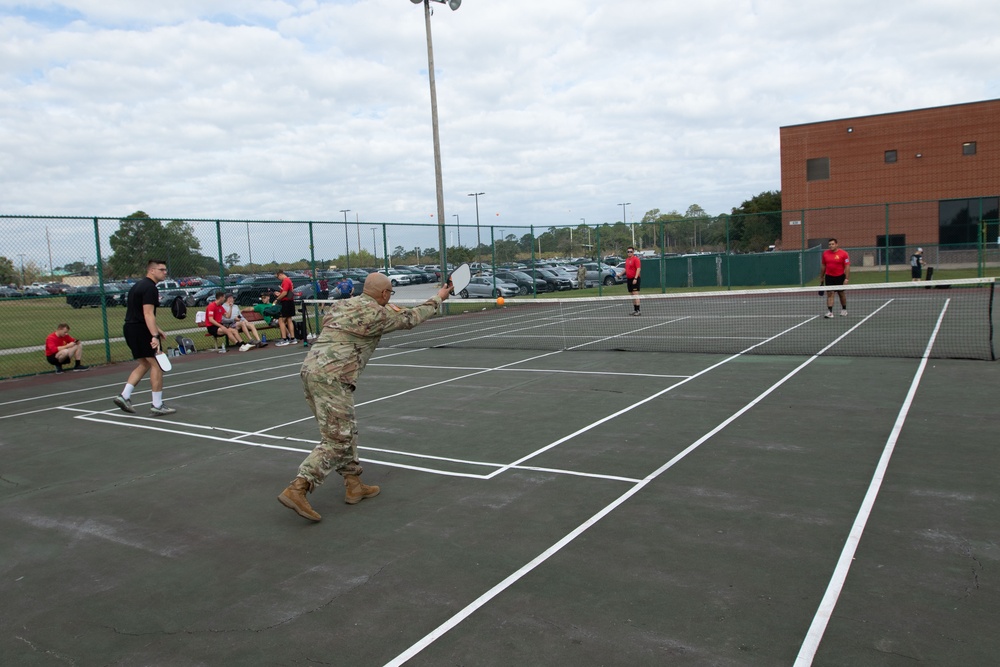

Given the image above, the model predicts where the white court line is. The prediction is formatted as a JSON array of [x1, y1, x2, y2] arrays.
[[792, 298, 951, 666], [382, 302, 898, 666]]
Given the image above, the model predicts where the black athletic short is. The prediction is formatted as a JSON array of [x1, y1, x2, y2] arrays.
[[627, 277, 641, 293], [207, 325, 221, 337], [824, 274, 846, 290], [911, 266, 922, 279], [45, 354, 61, 367], [123, 322, 157, 359], [280, 299, 295, 318]]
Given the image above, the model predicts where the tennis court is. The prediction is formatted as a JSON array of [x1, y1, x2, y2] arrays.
[[1, 281, 997, 666]]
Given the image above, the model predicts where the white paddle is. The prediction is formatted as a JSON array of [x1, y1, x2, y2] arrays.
[[154, 351, 172, 372], [448, 263, 471, 296]]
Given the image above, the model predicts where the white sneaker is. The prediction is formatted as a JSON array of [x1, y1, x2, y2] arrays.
[[276, 339, 290, 347], [239, 343, 252, 352], [840, 310, 848, 317], [824, 312, 834, 318]]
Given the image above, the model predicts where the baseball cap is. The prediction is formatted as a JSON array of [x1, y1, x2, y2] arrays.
[[917, 247, 923, 252]]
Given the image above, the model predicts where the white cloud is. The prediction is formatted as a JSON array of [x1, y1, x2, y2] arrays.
[[1, 0, 998, 267]]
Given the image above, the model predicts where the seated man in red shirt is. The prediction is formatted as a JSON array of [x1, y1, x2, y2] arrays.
[[44, 323, 89, 373], [206, 291, 249, 352]]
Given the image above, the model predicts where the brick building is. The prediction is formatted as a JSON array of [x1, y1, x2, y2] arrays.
[[778, 99, 999, 263]]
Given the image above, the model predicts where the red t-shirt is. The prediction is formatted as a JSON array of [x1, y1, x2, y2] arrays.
[[44, 332, 76, 357], [279, 276, 294, 302], [821, 249, 850, 277], [206, 301, 227, 326], [625, 255, 641, 279]]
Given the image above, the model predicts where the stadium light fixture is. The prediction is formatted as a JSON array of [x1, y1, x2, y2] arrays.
[[409, 0, 462, 280]]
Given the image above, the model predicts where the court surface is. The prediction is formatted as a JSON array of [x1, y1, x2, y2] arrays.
[[1, 329, 997, 665]]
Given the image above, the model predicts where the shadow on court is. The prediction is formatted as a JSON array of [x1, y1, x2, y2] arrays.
[[1, 343, 997, 666]]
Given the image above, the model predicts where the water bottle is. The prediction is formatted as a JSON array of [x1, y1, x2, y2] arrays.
[[261, 334, 267, 343]]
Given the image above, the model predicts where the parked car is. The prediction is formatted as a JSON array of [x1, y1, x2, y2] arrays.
[[22, 287, 51, 297], [230, 275, 310, 306], [0, 286, 23, 298], [377, 268, 412, 287], [493, 270, 549, 295], [44, 283, 73, 294], [581, 262, 622, 286], [523, 268, 572, 291], [159, 289, 190, 307], [459, 276, 519, 299], [184, 286, 218, 307], [549, 266, 580, 289], [65, 284, 124, 308]]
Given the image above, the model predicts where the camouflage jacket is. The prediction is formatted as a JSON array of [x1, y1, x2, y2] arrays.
[[300, 293, 442, 386]]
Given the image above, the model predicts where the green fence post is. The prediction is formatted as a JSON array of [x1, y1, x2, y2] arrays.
[[93, 217, 111, 363], [595, 226, 602, 296], [215, 220, 224, 286], [884, 204, 890, 282]]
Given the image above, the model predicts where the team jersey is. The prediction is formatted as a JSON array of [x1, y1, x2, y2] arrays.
[[44, 333, 76, 357], [206, 301, 227, 326]]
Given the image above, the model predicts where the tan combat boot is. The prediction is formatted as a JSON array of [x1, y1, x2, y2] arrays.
[[277, 476, 322, 521], [344, 475, 380, 505]]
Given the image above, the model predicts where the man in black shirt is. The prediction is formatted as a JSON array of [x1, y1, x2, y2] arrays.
[[113, 259, 177, 416]]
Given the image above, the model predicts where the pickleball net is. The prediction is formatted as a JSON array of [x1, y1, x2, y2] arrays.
[[305, 278, 996, 360]]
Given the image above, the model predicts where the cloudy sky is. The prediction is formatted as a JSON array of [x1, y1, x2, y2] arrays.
[[2, 0, 999, 267]]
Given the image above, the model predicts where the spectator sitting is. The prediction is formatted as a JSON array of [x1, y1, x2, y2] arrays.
[[44, 323, 89, 373], [207, 291, 250, 352], [253, 293, 283, 324], [222, 294, 267, 348]]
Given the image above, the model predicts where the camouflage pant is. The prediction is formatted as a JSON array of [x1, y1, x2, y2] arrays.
[[297, 370, 363, 485]]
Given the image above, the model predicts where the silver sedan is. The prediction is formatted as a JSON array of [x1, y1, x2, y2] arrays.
[[459, 276, 519, 298]]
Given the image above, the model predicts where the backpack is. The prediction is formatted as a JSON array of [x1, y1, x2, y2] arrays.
[[175, 336, 195, 354], [171, 295, 187, 319]]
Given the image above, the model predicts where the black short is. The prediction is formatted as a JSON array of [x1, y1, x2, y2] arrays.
[[207, 325, 221, 337], [824, 274, 846, 288], [123, 322, 156, 359], [280, 299, 295, 318], [627, 277, 641, 293], [911, 266, 922, 279], [45, 354, 60, 366]]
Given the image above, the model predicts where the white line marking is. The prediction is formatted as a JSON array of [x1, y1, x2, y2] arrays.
[[382, 303, 897, 666], [793, 299, 950, 666]]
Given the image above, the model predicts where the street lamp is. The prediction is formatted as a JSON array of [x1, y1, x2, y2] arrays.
[[618, 202, 631, 247], [371, 226, 379, 261], [467, 191, 484, 267], [340, 209, 351, 269], [453, 214, 460, 248], [410, 0, 462, 280]]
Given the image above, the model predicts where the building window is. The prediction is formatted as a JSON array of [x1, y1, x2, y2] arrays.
[[806, 157, 830, 181], [885, 150, 897, 163], [963, 142, 977, 155], [939, 197, 999, 248]]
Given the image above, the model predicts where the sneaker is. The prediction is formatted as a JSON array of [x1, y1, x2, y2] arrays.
[[840, 310, 848, 317], [239, 343, 252, 352], [150, 404, 177, 416], [276, 339, 290, 347], [630, 311, 641, 316], [824, 312, 834, 318], [113, 395, 136, 414], [55, 364, 65, 374], [73, 364, 90, 372], [256, 340, 268, 348], [287, 338, 299, 345]]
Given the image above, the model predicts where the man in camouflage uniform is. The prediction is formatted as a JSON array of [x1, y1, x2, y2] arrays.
[[278, 272, 453, 522]]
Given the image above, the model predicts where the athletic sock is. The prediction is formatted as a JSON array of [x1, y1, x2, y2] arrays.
[[151, 391, 163, 408], [121, 383, 136, 400]]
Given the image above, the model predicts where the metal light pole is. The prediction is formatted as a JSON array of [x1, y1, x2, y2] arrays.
[[17, 253, 26, 286], [371, 226, 378, 261], [410, 0, 462, 279], [246, 222, 253, 271], [453, 214, 460, 248], [468, 191, 484, 267], [340, 209, 351, 269]]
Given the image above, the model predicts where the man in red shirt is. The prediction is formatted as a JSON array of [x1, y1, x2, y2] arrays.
[[274, 269, 298, 346], [206, 291, 244, 350], [44, 323, 88, 373], [625, 246, 642, 316], [820, 238, 850, 318]]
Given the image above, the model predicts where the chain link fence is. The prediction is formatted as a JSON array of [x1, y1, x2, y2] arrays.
[[2, 203, 997, 379]]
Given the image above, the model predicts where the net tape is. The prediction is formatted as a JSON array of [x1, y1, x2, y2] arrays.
[[306, 278, 996, 360]]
